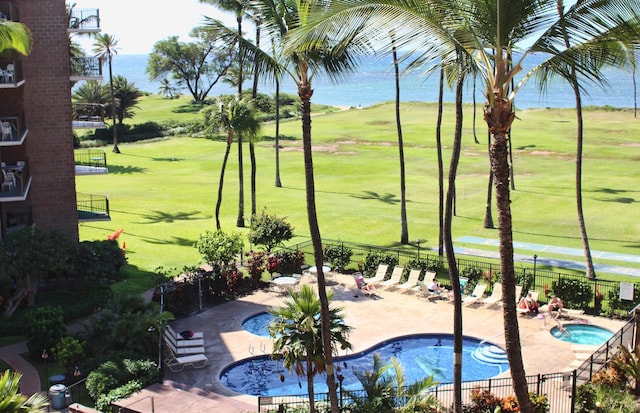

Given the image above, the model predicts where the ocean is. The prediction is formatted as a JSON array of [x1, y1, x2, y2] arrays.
[[113, 53, 637, 109]]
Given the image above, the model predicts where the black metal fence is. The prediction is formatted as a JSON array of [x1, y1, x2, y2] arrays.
[[77, 192, 110, 221], [258, 316, 637, 412], [280, 239, 639, 317]]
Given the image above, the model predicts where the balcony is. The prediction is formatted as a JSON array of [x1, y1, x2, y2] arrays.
[[72, 103, 107, 129], [0, 2, 19, 21], [77, 192, 110, 221], [70, 57, 103, 81], [0, 113, 28, 146], [0, 161, 30, 202], [0, 59, 24, 88], [75, 149, 108, 175], [68, 8, 100, 33]]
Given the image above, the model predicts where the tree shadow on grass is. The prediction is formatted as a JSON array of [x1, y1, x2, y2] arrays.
[[138, 210, 211, 224], [108, 165, 147, 174], [352, 191, 399, 205], [143, 236, 196, 247]]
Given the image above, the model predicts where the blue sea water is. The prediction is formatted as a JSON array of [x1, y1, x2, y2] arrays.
[[113, 53, 637, 109]]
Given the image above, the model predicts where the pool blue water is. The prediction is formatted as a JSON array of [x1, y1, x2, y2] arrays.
[[550, 324, 613, 345], [220, 333, 510, 396], [242, 312, 275, 338]]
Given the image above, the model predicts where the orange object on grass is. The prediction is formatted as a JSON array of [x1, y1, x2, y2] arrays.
[[107, 228, 124, 240]]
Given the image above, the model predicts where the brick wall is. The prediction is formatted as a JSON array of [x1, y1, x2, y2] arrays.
[[15, 0, 79, 240]]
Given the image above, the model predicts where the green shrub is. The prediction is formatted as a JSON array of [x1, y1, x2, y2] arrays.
[[274, 251, 305, 274], [576, 383, 637, 413], [607, 284, 640, 317], [552, 278, 592, 310], [195, 230, 243, 267], [52, 337, 85, 376], [95, 380, 143, 412], [363, 252, 398, 277], [324, 244, 353, 272], [86, 358, 159, 404], [25, 306, 66, 358], [75, 239, 127, 281], [249, 211, 294, 253]]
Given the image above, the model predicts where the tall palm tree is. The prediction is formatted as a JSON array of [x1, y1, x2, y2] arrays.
[[286, 1, 640, 411], [111, 76, 143, 124], [0, 370, 49, 412], [269, 285, 352, 413], [158, 78, 176, 99], [93, 33, 120, 153], [207, 97, 261, 230], [0, 20, 30, 55]]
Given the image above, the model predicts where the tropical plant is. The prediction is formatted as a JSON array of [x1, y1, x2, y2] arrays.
[[92, 33, 120, 153], [611, 344, 640, 396], [111, 75, 143, 124], [269, 284, 352, 413], [203, 97, 261, 229], [288, 1, 640, 411], [195, 229, 243, 268], [575, 382, 637, 413], [248, 209, 295, 252], [158, 78, 178, 99], [0, 19, 31, 55], [0, 370, 49, 412]]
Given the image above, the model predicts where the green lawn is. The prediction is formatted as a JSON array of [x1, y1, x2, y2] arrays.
[[77, 99, 640, 296]]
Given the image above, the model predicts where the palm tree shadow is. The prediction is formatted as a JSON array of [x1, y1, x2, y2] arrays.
[[144, 236, 195, 247], [138, 210, 211, 224], [352, 191, 399, 204], [108, 165, 147, 174]]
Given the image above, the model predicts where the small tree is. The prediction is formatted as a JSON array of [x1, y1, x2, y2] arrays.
[[25, 306, 66, 358], [248, 210, 294, 252], [53, 337, 85, 376], [323, 244, 353, 273], [195, 230, 243, 268]]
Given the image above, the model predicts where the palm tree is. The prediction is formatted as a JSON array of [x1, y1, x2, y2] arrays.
[[287, 1, 640, 411], [0, 20, 30, 55], [93, 33, 120, 153], [0, 370, 49, 412], [111, 75, 143, 124], [158, 78, 176, 99], [206, 97, 261, 230], [269, 285, 352, 413]]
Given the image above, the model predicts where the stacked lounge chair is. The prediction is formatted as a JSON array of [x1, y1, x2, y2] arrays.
[[163, 325, 208, 372]]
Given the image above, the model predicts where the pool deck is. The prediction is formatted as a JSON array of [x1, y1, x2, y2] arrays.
[[120, 272, 626, 412]]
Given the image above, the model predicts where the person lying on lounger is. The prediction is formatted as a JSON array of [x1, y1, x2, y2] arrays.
[[548, 295, 564, 318], [355, 274, 376, 295], [519, 293, 539, 315]]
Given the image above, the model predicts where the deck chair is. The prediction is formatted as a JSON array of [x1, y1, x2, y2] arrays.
[[164, 330, 205, 354], [166, 324, 204, 341], [354, 274, 375, 297], [367, 263, 389, 284], [417, 282, 447, 301], [381, 265, 404, 288], [423, 271, 437, 286], [482, 283, 503, 307], [462, 283, 487, 306], [397, 269, 421, 291]]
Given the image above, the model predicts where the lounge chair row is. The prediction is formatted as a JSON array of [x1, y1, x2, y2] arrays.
[[163, 325, 208, 372], [366, 264, 437, 291]]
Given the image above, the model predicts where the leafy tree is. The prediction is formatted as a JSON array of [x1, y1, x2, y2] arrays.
[[147, 30, 236, 103], [323, 244, 353, 273], [248, 210, 294, 252], [269, 285, 352, 413], [110, 75, 143, 124], [0, 370, 49, 412], [195, 230, 243, 268], [25, 306, 66, 358], [93, 33, 121, 153]]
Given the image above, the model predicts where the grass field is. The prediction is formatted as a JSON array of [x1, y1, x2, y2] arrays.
[[76, 96, 640, 296]]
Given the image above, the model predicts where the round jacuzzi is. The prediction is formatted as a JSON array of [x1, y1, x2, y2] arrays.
[[550, 323, 613, 345]]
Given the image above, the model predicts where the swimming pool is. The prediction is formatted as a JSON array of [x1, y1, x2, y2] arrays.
[[242, 312, 275, 337], [550, 324, 613, 345], [220, 333, 510, 396]]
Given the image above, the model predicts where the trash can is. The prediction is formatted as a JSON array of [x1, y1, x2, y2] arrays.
[[49, 384, 67, 410], [49, 374, 65, 386]]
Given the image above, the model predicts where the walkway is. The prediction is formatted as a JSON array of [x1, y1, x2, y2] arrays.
[[456, 236, 640, 277], [0, 341, 41, 395]]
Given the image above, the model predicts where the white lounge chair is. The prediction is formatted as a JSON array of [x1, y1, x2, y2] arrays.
[[482, 283, 503, 307], [381, 266, 404, 288], [164, 353, 208, 372], [417, 282, 448, 301], [397, 269, 421, 291], [463, 283, 487, 306], [164, 330, 206, 354], [166, 324, 204, 340], [367, 263, 389, 284]]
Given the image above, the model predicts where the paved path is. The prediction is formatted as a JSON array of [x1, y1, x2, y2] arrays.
[[0, 341, 41, 395], [456, 236, 640, 277]]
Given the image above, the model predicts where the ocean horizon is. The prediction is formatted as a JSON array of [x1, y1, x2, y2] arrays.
[[112, 54, 638, 110]]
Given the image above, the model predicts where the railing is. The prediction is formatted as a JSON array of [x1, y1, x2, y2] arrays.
[[0, 1, 19, 21], [68, 8, 100, 32], [0, 161, 30, 201], [0, 112, 27, 144], [70, 57, 103, 80], [77, 192, 110, 221], [72, 103, 106, 128], [282, 239, 640, 317], [74, 150, 108, 175], [0, 59, 23, 87]]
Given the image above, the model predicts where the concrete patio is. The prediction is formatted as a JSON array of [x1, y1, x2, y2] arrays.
[[118, 272, 626, 412]]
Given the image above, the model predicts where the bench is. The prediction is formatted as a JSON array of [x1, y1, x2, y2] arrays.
[[165, 353, 208, 372]]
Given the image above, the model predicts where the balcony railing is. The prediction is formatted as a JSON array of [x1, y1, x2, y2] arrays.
[[77, 193, 110, 221], [72, 103, 107, 129], [0, 161, 30, 202], [0, 2, 19, 21], [75, 149, 108, 175], [0, 59, 24, 88], [0, 112, 27, 146], [68, 8, 100, 33], [70, 57, 102, 81]]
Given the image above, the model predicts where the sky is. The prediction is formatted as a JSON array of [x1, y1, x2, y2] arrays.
[[71, 0, 238, 55]]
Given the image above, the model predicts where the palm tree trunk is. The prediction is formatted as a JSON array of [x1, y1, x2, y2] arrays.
[[250, 24, 261, 217], [108, 56, 119, 153], [306, 358, 316, 413], [275, 77, 282, 187], [444, 75, 465, 412], [216, 135, 233, 230], [236, 17, 245, 228], [393, 44, 408, 245], [436, 67, 445, 256], [483, 130, 494, 228], [486, 96, 533, 413], [298, 75, 339, 413]]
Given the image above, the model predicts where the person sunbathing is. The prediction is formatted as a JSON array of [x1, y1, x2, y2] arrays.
[[524, 293, 539, 315], [355, 274, 375, 295], [548, 295, 564, 318]]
